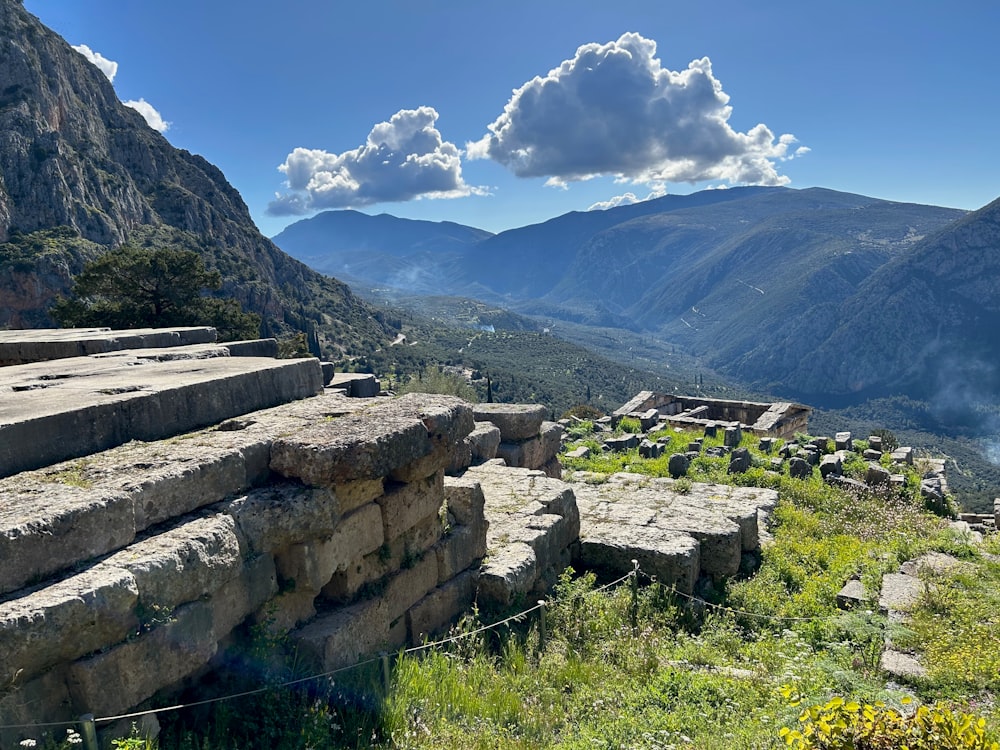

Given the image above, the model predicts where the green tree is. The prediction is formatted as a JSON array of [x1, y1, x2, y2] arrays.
[[50, 245, 260, 341]]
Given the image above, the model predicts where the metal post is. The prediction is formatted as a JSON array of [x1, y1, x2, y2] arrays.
[[537, 600, 547, 653], [380, 652, 391, 696], [630, 559, 640, 633], [79, 714, 99, 750]]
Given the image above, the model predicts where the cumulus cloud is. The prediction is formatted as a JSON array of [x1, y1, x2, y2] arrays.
[[71, 44, 170, 133], [268, 107, 482, 215], [124, 98, 170, 132], [72, 43, 118, 82], [588, 183, 668, 211], [468, 33, 805, 189]]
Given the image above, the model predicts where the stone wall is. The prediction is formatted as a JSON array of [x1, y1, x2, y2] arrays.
[[0, 392, 487, 743]]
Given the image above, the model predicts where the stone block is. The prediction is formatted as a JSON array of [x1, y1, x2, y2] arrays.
[[836, 579, 866, 609], [868, 435, 884, 451], [835, 432, 853, 451], [565, 445, 591, 459], [866, 463, 891, 486], [728, 448, 751, 474], [293, 598, 391, 672], [604, 434, 639, 452], [331, 478, 385, 515], [443, 476, 487, 527], [328, 373, 380, 398], [668, 453, 690, 478], [863, 449, 883, 461], [106, 514, 243, 614], [67, 601, 217, 718], [275, 502, 384, 593], [0, 565, 139, 682], [259, 590, 317, 633], [407, 570, 478, 642], [383, 554, 439, 623], [723, 426, 742, 447], [379, 471, 444, 541], [472, 403, 547, 441], [578, 526, 699, 594], [211, 553, 278, 637], [478, 543, 538, 608], [226, 483, 340, 554], [819, 454, 842, 478], [788, 456, 812, 479], [435, 524, 487, 583], [891, 447, 914, 465], [0, 666, 74, 749], [271, 413, 430, 486], [468, 421, 501, 462], [0, 485, 136, 597], [639, 440, 663, 459]]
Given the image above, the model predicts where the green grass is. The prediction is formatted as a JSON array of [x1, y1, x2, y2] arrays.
[[143, 427, 997, 749]]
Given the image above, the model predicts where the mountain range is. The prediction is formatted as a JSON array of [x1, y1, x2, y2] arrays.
[[272, 187, 1000, 412]]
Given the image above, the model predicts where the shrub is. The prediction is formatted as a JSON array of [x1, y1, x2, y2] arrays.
[[779, 693, 999, 749]]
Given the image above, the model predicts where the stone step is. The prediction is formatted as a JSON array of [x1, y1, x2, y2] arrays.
[[0, 327, 219, 365], [0, 353, 324, 478]]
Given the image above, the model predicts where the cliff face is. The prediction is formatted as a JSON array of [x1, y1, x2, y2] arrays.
[[0, 0, 392, 352]]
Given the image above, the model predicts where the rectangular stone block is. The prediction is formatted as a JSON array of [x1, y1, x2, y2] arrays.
[[293, 598, 391, 672], [443, 476, 487, 527], [211, 553, 278, 638], [67, 601, 217, 717], [383, 554, 439, 623], [0, 484, 136, 597], [0, 565, 138, 682], [332, 478, 385, 515], [105, 514, 244, 613], [0, 666, 73, 749], [407, 570, 478, 643], [435, 524, 487, 584], [275, 502, 384, 593], [226, 483, 340, 554], [378, 471, 444, 541]]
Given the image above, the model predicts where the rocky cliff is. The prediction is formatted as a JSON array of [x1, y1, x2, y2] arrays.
[[0, 0, 392, 353]]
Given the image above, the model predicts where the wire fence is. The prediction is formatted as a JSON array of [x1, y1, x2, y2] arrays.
[[0, 562, 864, 743]]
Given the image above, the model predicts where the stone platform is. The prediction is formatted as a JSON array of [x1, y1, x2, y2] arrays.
[[0, 351, 323, 477], [0, 327, 219, 365]]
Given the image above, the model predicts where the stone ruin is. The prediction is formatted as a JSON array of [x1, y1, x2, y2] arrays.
[[0, 329, 779, 747], [614, 391, 811, 441]]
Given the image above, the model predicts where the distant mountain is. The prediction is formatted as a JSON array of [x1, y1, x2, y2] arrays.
[[0, 0, 393, 355], [272, 210, 492, 293], [783, 196, 1000, 409]]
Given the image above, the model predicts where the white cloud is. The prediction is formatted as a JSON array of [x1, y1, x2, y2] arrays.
[[123, 98, 170, 132], [71, 44, 170, 133], [268, 107, 483, 215], [72, 44, 118, 82], [468, 33, 806, 189]]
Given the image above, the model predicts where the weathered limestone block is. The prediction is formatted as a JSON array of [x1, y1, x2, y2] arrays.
[[728, 447, 751, 474], [723, 426, 742, 448], [383, 554, 439, 623], [67, 601, 216, 717], [378, 471, 444, 541], [473, 403, 547, 441], [496, 421, 563, 471], [835, 432, 853, 451], [468, 421, 501, 462], [262, 590, 317, 633], [788, 456, 812, 478], [878, 572, 923, 615], [639, 440, 663, 459], [322, 514, 442, 602], [293, 598, 393, 672], [275, 502, 384, 593], [328, 372, 380, 398], [213, 553, 278, 637], [270, 412, 430, 486], [406, 570, 478, 642], [579, 525, 700, 594], [0, 484, 135, 597], [868, 435, 884, 451], [435, 524, 488, 583], [891, 447, 914, 465], [443, 476, 487, 528], [0, 566, 139, 682], [226, 483, 340, 553], [478, 543, 538, 607], [540, 455, 563, 480], [819, 454, 843, 478], [446, 439, 474, 475], [331, 478, 385, 515], [604, 434, 639, 452], [105, 514, 243, 613], [565, 445, 591, 459], [836, 579, 867, 609], [866, 463, 891, 486], [637, 409, 660, 431]]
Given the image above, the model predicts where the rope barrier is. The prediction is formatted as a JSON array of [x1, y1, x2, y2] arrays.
[[0, 563, 855, 733]]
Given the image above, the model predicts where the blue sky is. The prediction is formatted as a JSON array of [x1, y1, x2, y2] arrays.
[[25, 1, 1000, 237]]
